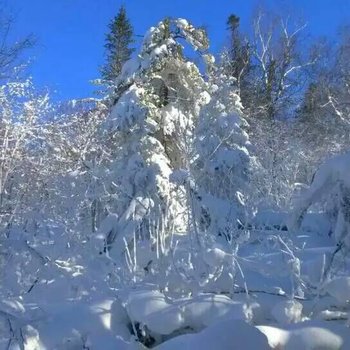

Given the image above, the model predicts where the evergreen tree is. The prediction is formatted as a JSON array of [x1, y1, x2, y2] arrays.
[[298, 82, 319, 120], [103, 18, 210, 260], [192, 64, 256, 240], [225, 14, 251, 95], [101, 5, 134, 81]]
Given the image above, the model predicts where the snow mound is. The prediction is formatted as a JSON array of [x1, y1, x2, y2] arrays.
[[202, 247, 232, 267], [257, 321, 350, 350], [126, 290, 184, 335], [183, 294, 253, 330], [323, 277, 350, 303], [271, 299, 304, 324], [29, 299, 134, 349], [155, 319, 270, 350], [125, 290, 255, 338]]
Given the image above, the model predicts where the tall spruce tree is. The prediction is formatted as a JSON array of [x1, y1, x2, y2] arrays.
[[101, 5, 134, 81], [224, 14, 251, 96]]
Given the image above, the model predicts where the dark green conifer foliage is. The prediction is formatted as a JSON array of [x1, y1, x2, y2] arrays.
[[101, 5, 134, 81], [226, 15, 250, 84]]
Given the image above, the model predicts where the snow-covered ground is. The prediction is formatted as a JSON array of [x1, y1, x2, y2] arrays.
[[1, 210, 349, 349]]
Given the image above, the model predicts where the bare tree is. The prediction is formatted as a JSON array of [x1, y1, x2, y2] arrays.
[[324, 26, 350, 124], [0, 4, 35, 80], [247, 10, 317, 119], [0, 79, 50, 234], [296, 25, 350, 166]]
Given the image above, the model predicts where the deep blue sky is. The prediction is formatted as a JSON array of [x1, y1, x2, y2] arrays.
[[6, 0, 350, 101]]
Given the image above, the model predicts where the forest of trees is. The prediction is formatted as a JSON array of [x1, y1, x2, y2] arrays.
[[0, 2, 350, 349]]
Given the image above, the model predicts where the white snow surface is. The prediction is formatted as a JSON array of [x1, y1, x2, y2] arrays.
[[126, 290, 184, 335], [323, 277, 350, 303], [258, 321, 350, 350], [155, 319, 270, 350], [271, 299, 304, 324], [124, 291, 253, 336]]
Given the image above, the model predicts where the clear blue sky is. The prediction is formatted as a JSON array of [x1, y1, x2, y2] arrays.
[[6, 0, 350, 101]]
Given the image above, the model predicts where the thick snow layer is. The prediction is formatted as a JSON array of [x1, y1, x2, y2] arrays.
[[182, 294, 253, 330], [161, 105, 188, 136], [202, 247, 232, 267], [34, 299, 132, 349], [311, 152, 350, 189], [316, 310, 349, 321], [108, 197, 154, 257], [108, 85, 146, 131], [175, 18, 189, 29], [254, 210, 332, 238], [125, 291, 254, 336], [257, 321, 350, 350], [126, 290, 184, 335], [271, 299, 304, 324], [0, 298, 144, 350], [117, 57, 141, 84], [155, 319, 270, 350], [323, 277, 350, 303]]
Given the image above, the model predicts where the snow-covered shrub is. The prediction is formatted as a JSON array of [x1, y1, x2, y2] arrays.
[[0, 81, 112, 299], [289, 151, 350, 288], [289, 152, 350, 248]]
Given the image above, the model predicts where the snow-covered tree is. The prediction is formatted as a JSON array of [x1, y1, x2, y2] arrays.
[[102, 18, 210, 263], [191, 62, 256, 241]]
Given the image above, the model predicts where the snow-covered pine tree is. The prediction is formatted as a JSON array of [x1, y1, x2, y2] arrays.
[[101, 18, 210, 263], [191, 61, 255, 242]]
